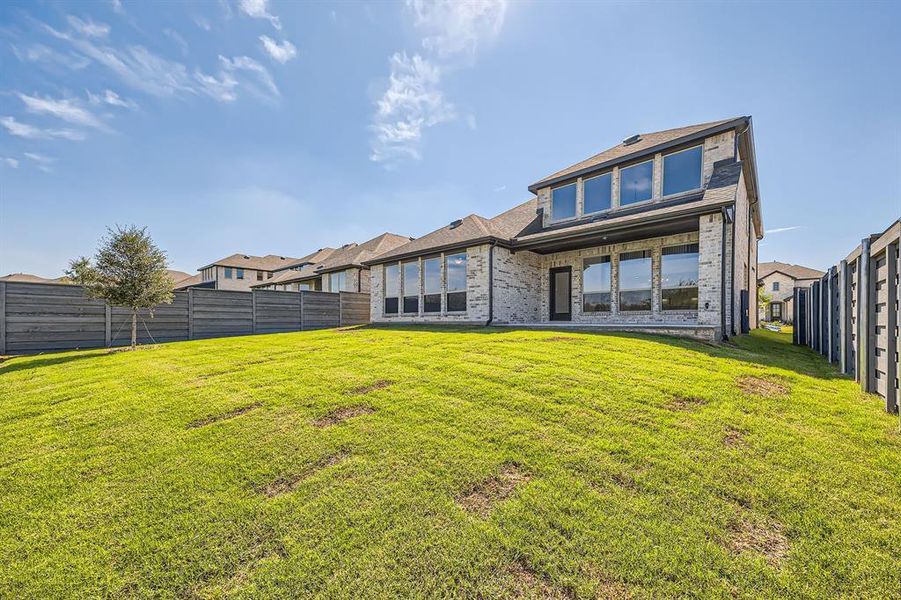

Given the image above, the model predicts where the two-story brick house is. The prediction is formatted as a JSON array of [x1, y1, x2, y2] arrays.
[[757, 261, 824, 323], [194, 249, 332, 291], [364, 117, 763, 341]]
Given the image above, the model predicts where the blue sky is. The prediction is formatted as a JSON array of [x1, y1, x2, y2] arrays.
[[1, 0, 898, 277]]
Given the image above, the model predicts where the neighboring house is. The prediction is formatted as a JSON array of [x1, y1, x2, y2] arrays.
[[194, 253, 308, 291], [252, 234, 412, 293], [0, 273, 69, 284], [365, 117, 763, 341], [248, 247, 337, 291], [757, 261, 824, 323], [166, 269, 192, 288]]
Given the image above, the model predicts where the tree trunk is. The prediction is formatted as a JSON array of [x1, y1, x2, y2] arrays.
[[131, 309, 137, 350]]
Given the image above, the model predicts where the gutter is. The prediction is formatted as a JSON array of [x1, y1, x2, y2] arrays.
[[364, 236, 511, 267], [485, 241, 496, 326]]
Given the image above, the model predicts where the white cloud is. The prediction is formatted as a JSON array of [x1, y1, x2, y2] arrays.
[[0, 116, 85, 141], [12, 44, 90, 70], [238, 0, 281, 30], [408, 0, 507, 59], [66, 15, 110, 38], [1, 157, 19, 169], [18, 93, 105, 129], [370, 53, 455, 163], [219, 55, 279, 101], [493, 185, 506, 192], [24, 152, 57, 173], [195, 70, 238, 102], [163, 28, 189, 56], [87, 89, 137, 109], [259, 35, 297, 64], [194, 16, 212, 31], [767, 226, 804, 234], [110, 0, 125, 15]]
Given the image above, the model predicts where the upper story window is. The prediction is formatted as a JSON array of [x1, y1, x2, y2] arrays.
[[618, 250, 652, 311], [384, 264, 399, 314], [257, 271, 264, 281], [551, 183, 577, 221], [619, 160, 653, 206], [403, 261, 419, 313], [661, 244, 699, 310], [329, 270, 346, 293], [446, 253, 467, 312], [772, 281, 780, 292], [267, 272, 273, 279], [224, 267, 233, 279], [423, 256, 441, 313], [236, 268, 245, 280], [583, 173, 612, 214], [663, 146, 703, 197], [582, 256, 611, 312]]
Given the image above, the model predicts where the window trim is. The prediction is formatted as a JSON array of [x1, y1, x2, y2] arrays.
[[582, 171, 614, 216], [549, 181, 579, 223], [617, 158, 655, 208], [402, 260, 420, 314], [617, 250, 653, 312], [383, 262, 400, 315], [661, 144, 704, 200], [660, 243, 700, 312], [581, 256, 612, 313], [422, 255, 442, 314], [445, 251, 468, 313]]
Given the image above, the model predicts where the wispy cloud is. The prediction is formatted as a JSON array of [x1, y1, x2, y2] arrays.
[[109, 0, 125, 15], [1, 157, 19, 169], [239, 0, 281, 30], [163, 28, 190, 56], [370, 53, 455, 164], [370, 0, 507, 164], [87, 89, 137, 109], [18, 93, 106, 129], [259, 35, 297, 64], [12, 43, 90, 70], [493, 184, 506, 192], [219, 55, 279, 101], [194, 16, 212, 31], [0, 116, 85, 141], [767, 226, 804, 234], [24, 152, 57, 173], [66, 15, 110, 38]]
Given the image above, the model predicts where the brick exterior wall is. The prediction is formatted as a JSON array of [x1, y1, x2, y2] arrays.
[[698, 212, 724, 333], [214, 266, 266, 291], [493, 247, 541, 323]]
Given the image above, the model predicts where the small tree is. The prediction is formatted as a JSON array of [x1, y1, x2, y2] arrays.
[[757, 285, 771, 322], [67, 226, 173, 349]]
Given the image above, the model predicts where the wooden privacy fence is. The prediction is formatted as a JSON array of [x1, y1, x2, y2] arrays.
[[793, 220, 900, 414], [0, 282, 371, 354]]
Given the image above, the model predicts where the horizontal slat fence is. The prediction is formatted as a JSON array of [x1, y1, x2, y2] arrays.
[[0, 283, 370, 355], [794, 220, 900, 414]]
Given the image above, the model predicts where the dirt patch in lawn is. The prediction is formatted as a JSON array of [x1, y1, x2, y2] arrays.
[[723, 427, 746, 447], [261, 450, 349, 498], [312, 405, 376, 428], [610, 471, 640, 492], [187, 402, 263, 428], [725, 516, 789, 566], [737, 375, 790, 397], [541, 336, 579, 342], [501, 560, 575, 599], [457, 463, 531, 517], [346, 380, 392, 396], [665, 395, 707, 411]]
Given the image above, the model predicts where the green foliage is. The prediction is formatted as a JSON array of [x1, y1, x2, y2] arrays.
[[0, 329, 898, 597], [757, 284, 771, 309]]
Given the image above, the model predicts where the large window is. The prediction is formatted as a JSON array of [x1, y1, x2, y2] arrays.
[[224, 267, 233, 279], [618, 250, 652, 311], [661, 244, 699, 310], [403, 261, 419, 313], [384, 264, 399, 314], [582, 256, 611, 312], [328, 270, 347, 293], [583, 173, 612, 214], [619, 160, 653, 206], [551, 183, 577, 221], [236, 268, 245, 280], [446, 253, 467, 312], [770, 302, 782, 321], [663, 146, 702, 197], [423, 256, 441, 313]]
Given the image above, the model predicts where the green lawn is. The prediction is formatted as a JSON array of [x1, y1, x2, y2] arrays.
[[1, 327, 899, 598]]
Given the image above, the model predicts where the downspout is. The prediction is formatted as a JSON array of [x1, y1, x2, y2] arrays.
[[720, 207, 730, 341], [730, 209, 737, 336], [486, 241, 496, 326]]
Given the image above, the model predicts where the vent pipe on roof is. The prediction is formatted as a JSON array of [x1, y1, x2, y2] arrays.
[[449, 219, 463, 229], [623, 134, 641, 146]]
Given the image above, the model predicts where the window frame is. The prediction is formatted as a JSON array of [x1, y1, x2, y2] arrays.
[[772, 281, 780, 292], [257, 271, 264, 281], [660, 243, 700, 311], [617, 250, 653, 312], [224, 267, 233, 279], [549, 182, 578, 223], [422, 255, 442, 314], [618, 158, 655, 207], [581, 256, 612, 313], [445, 252, 467, 313], [661, 144, 704, 199], [236, 268, 245, 280], [384, 263, 400, 315], [402, 260, 420, 314], [582, 171, 613, 216]]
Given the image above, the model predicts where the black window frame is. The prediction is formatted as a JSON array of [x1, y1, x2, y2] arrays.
[[582, 256, 612, 313], [661, 243, 700, 311], [402, 260, 419, 314], [662, 145, 703, 198], [618, 250, 653, 312], [384, 263, 400, 315], [422, 255, 441, 313], [550, 182, 577, 221], [445, 252, 467, 313]]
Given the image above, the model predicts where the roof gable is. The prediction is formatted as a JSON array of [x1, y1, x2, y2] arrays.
[[758, 261, 825, 281]]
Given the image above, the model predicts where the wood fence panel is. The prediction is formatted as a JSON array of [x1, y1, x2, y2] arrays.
[[4, 282, 107, 352], [339, 292, 370, 326], [301, 291, 340, 330], [191, 289, 253, 339], [110, 291, 189, 346], [254, 290, 301, 333]]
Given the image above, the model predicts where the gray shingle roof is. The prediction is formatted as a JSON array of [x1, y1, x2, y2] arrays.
[[758, 262, 825, 281], [365, 199, 540, 265], [529, 117, 744, 191], [199, 253, 304, 272]]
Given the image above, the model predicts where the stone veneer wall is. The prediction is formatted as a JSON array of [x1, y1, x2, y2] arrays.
[[369, 245, 490, 323], [536, 130, 737, 229]]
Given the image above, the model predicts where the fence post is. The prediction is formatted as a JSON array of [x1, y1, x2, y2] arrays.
[[827, 270, 834, 363], [0, 281, 6, 355], [339, 292, 344, 327], [839, 260, 849, 373], [299, 290, 304, 332], [885, 241, 898, 414], [105, 304, 112, 347], [188, 288, 194, 341], [252, 290, 257, 334], [857, 238, 871, 392]]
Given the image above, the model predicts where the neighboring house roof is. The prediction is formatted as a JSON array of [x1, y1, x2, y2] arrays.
[[0, 272, 68, 284], [366, 199, 541, 265], [757, 262, 825, 281], [173, 273, 205, 290], [167, 269, 192, 285], [280, 247, 336, 271], [529, 117, 743, 192], [198, 253, 303, 271]]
